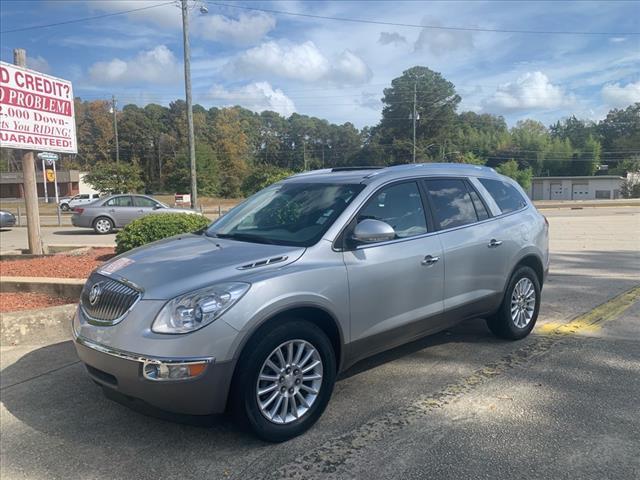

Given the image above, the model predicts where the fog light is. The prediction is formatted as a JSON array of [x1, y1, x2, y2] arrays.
[[143, 361, 208, 381]]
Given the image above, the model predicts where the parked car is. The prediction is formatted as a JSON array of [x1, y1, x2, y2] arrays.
[[71, 194, 199, 234], [60, 193, 102, 211], [73, 163, 549, 442], [0, 210, 16, 228]]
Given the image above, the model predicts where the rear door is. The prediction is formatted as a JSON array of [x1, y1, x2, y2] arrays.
[[343, 181, 444, 357], [422, 178, 505, 315], [104, 195, 136, 227]]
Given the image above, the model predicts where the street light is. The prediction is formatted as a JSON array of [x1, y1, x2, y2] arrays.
[[178, 0, 207, 209]]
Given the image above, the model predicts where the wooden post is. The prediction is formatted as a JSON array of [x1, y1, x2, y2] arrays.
[[14, 49, 43, 254]]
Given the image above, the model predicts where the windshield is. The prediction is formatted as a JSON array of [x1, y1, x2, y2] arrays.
[[206, 182, 364, 247]]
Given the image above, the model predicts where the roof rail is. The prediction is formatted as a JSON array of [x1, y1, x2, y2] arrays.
[[330, 166, 384, 172]]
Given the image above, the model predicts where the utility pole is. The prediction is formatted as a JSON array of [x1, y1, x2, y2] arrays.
[[412, 80, 417, 163], [14, 49, 43, 255], [303, 141, 307, 171], [181, 0, 198, 209], [111, 95, 119, 163]]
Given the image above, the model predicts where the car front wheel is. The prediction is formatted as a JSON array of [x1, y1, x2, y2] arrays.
[[93, 217, 114, 234], [486, 265, 541, 340], [60, 204, 70, 211], [232, 319, 336, 442]]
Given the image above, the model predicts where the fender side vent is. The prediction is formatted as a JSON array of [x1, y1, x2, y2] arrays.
[[238, 256, 288, 270]]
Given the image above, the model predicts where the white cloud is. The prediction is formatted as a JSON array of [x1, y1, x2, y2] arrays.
[[194, 12, 275, 45], [483, 72, 574, 111], [88, 45, 180, 85], [601, 81, 640, 107], [608, 37, 627, 43], [378, 32, 407, 46], [26, 56, 50, 74], [414, 17, 474, 55], [229, 40, 371, 84], [208, 82, 295, 116]]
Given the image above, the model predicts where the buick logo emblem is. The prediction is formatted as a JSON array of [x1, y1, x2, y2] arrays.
[[89, 283, 103, 306]]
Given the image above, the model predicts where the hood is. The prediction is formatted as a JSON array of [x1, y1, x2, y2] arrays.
[[98, 233, 305, 299]]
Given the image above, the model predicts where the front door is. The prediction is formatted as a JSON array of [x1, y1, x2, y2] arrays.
[[343, 181, 444, 358]]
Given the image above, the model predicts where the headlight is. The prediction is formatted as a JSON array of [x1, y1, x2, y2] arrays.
[[152, 282, 250, 334]]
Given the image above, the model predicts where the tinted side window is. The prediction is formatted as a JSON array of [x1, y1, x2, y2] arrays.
[[424, 179, 478, 229], [105, 196, 132, 207], [357, 182, 427, 238], [479, 178, 527, 214]]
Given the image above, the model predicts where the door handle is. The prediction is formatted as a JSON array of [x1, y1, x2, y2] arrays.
[[108, 209, 116, 213], [421, 255, 440, 266], [488, 239, 503, 248]]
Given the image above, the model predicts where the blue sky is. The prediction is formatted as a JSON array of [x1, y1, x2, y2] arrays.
[[1, 0, 639, 128]]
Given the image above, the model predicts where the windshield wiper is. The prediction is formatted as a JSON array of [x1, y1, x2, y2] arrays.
[[214, 232, 277, 245]]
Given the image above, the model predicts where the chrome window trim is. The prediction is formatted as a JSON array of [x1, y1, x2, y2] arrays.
[[74, 334, 215, 365], [332, 174, 530, 252]]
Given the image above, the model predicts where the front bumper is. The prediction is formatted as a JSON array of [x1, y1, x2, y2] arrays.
[[74, 334, 235, 415]]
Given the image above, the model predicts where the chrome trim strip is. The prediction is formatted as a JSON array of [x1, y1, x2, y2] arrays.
[[74, 334, 215, 365]]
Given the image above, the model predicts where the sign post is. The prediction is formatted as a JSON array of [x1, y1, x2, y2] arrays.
[[37, 152, 59, 204], [41, 155, 48, 203], [1, 52, 77, 254]]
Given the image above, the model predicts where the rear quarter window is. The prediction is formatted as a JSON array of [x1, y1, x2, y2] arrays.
[[479, 178, 527, 214]]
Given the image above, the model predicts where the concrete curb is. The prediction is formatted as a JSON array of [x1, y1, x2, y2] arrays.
[[0, 277, 85, 298], [533, 199, 640, 209], [1, 303, 75, 346]]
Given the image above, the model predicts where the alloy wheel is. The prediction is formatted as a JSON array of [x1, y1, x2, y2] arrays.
[[256, 339, 323, 424], [510, 277, 536, 328]]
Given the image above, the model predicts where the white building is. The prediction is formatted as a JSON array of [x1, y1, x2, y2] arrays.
[[529, 176, 624, 201]]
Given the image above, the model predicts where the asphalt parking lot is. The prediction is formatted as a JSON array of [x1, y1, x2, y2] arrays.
[[1, 206, 639, 480]]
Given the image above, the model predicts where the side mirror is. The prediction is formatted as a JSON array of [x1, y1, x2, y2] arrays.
[[351, 219, 396, 244], [153, 204, 162, 210]]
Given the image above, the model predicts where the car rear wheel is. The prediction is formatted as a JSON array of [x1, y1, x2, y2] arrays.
[[93, 217, 114, 234], [486, 265, 541, 340], [231, 319, 336, 442]]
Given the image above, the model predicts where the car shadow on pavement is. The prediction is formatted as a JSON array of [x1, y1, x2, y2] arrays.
[[51, 230, 102, 236]]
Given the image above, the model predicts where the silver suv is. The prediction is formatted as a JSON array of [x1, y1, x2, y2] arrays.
[[73, 164, 549, 442]]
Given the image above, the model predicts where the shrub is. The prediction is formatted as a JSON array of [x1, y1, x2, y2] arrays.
[[115, 213, 211, 254], [242, 165, 295, 196]]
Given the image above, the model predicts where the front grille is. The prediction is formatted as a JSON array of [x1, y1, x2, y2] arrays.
[[81, 273, 141, 324]]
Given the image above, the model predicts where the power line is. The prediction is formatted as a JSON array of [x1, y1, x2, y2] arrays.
[[208, 2, 640, 36], [0, 1, 175, 34]]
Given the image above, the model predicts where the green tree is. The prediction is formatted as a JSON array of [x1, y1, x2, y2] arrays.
[[496, 159, 533, 190], [214, 108, 250, 198], [242, 165, 294, 196], [84, 161, 144, 194], [377, 66, 461, 162]]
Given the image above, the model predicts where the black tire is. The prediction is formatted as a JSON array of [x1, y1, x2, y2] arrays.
[[60, 204, 70, 212], [93, 216, 114, 234], [230, 319, 336, 442], [486, 266, 541, 340]]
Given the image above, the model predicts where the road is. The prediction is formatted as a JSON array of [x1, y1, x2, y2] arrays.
[[0, 226, 115, 253], [1, 207, 639, 479]]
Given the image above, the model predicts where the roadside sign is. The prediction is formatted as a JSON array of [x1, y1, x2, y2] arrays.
[[46, 169, 55, 182], [37, 151, 59, 161], [0, 61, 77, 154]]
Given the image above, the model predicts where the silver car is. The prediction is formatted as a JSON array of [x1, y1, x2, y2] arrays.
[[0, 210, 17, 228], [73, 164, 549, 442], [71, 194, 198, 234]]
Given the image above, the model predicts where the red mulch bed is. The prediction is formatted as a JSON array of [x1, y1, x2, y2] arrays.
[[0, 292, 76, 312], [0, 247, 116, 279]]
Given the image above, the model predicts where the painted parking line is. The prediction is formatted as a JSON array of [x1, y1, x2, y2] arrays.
[[263, 285, 640, 480]]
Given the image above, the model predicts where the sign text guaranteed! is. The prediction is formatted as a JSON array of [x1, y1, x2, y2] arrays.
[[0, 61, 77, 154]]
